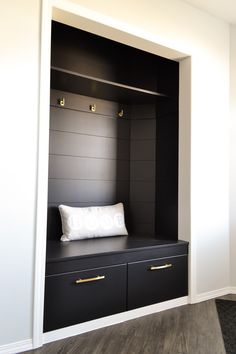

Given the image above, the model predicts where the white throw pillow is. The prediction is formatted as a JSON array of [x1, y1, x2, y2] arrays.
[[59, 203, 128, 241]]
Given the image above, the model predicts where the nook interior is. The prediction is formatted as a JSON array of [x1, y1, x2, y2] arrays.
[[43, 21, 188, 333]]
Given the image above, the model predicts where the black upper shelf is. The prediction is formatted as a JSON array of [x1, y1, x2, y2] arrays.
[[51, 67, 168, 104]]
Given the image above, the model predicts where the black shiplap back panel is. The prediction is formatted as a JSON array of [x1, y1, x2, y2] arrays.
[[49, 22, 180, 241], [47, 90, 130, 240], [129, 104, 156, 235]]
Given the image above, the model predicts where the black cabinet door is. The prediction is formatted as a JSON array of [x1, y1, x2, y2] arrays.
[[44, 263, 127, 332], [127, 255, 188, 310]]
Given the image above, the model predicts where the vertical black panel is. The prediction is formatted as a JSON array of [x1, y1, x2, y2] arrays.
[[156, 58, 179, 98], [47, 206, 62, 241], [156, 98, 179, 239], [129, 104, 156, 235]]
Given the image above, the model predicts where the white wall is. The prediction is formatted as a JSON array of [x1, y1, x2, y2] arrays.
[[230, 25, 236, 287], [0, 0, 231, 349], [0, 0, 40, 347]]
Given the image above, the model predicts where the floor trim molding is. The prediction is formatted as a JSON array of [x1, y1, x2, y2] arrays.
[[43, 296, 189, 344], [195, 287, 233, 303], [229, 287, 236, 294], [0, 339, 32, 354]]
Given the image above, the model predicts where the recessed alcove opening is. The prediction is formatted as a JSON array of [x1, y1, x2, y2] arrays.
[[47, 21, 180, 241], [34, 3, 191, 343]]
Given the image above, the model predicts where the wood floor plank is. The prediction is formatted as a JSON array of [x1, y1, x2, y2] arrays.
[[25, 296, 236, 354]]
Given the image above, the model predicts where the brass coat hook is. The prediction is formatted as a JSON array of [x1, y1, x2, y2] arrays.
[[58, 98, 65, 107], [118, 109, 124, 117], [90, 104, 96, 112]]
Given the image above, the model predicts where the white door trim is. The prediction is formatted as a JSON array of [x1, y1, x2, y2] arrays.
[[33, 0, 52, 348], [34, 0, 192, 348]]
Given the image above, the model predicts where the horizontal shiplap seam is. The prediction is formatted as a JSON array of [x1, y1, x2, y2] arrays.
[[49, 153, 155, 162], [130, 138, 156, 141], [128, 118, 156, 120], [48, 178, 155, 182], [48, 177, 130, 181], [49, 153, 132, 161], [50, 129, 130, 141]]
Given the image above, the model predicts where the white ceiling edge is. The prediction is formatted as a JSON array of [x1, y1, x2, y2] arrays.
[[182, 0, 236, 25]]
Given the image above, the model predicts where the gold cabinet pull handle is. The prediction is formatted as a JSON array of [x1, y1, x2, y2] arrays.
[[149, 264, 172, 271], [75, 275, 105, 284]]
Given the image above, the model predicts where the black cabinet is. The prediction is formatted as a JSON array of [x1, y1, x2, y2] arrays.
[[128, 255, 188, 310], [44, 237, 188, 332], [44, 263, 127, 332]]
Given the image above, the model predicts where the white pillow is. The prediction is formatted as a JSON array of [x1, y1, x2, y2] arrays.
[[59, 203, 128, 241]]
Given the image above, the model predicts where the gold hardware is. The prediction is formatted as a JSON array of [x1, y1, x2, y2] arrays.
[[118, 109, 124, 117], [58, 98, 65, 107], [149, 264, 172, 271], [90, 104, 96, 112], [75, 275, 105, 284]]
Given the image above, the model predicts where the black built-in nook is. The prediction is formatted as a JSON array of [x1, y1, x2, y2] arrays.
[[44, 21, 188, 332]]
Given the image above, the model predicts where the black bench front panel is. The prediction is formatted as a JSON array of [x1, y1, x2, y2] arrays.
[[44, 263, 127, 332]]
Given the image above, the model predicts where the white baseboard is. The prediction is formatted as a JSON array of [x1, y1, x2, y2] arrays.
[[195, 287, 233, 303], [2, 288, 235, 353], [4, 288, 235, 352], [0, 339, 32, 354], [43, 296, 189, 344], [229, 287, 236, 294]]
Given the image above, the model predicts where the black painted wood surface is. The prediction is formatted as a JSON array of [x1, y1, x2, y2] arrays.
[[44, 237, 188, 332], [44, 263, 127, 332], [51, 21, 178, 98], [127, 255, 188, 310], [47, 90, 131, 240], [45, 236, 188, 275], [129, 104, 156, 234], [51, 67, 167, 104], [156, 99, 179, 238], [44, 20, 184, 334], [48, 21, 180, 241], [48, 89, 179, 240]]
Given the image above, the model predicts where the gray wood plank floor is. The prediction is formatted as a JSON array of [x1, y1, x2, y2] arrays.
[[26, 295, 236, 354]]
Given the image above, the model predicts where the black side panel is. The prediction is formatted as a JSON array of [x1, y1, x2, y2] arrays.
[[129, 104, 157, 235], [156, 97, 179, 238], [157, 58, 179, 98]]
